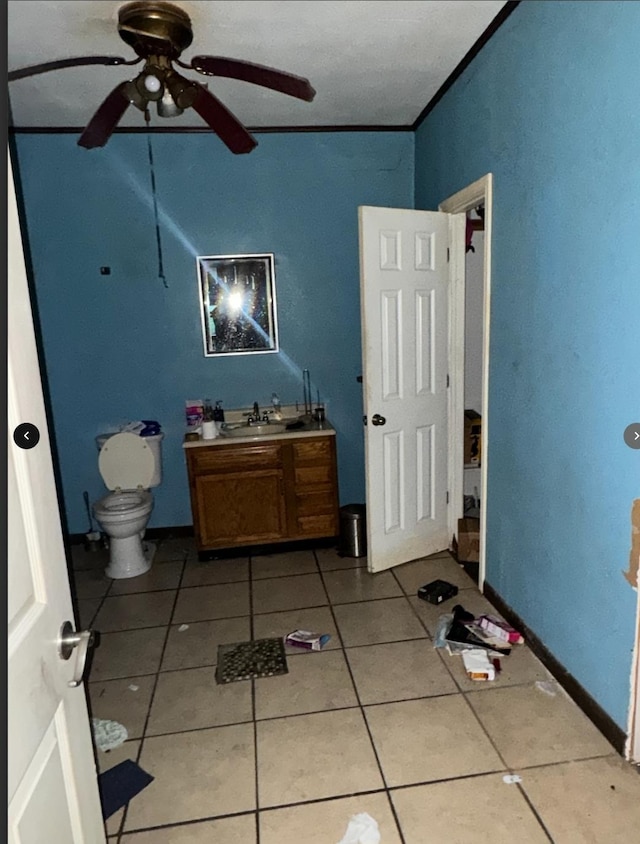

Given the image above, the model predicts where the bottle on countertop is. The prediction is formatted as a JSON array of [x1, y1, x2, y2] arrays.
[[213, 400, 225, 432]]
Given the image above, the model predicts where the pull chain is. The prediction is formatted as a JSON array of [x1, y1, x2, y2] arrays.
[[145, 110, 168, 288]]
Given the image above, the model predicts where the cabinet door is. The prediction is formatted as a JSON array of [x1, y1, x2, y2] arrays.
[[194, 468, 286, 548]]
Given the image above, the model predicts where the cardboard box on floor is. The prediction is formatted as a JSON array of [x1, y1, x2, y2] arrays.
[[457, 517, 480, 562], [464, 410, 481, 465]]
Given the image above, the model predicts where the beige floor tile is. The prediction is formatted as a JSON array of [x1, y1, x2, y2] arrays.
[[260, 792, 402, 844], [365, 696, 503, 786], [154, 537, 197, 562], [72, 568, 112, 599], [161, 617, 251, 671], [521, 756, 640, 842], [323, 568, 403, 604], [90, 627, 166, 681], [252, 606, 341, 654], [391, 774, 549, 843], [121, 814, 257, 843], [315, 546, 367, 571], [394, 555, 476, 594], [257, 709, 383, 807], [182, 557, 249, 587], [77, 598, 101, 628], [467, 685, 614, 768], [252, 574, 327, 614], [88, 676, 155, 739], [124, 724, 256, 830], [109, 561, 184, 595], [147, 666, 253, 735], [251, 549, 318, 579], [447, 644, 552, 692], [173, 583, 250, 622], [255, 650, 357, 720], [96, 738, 141, 837], [333, 598, 427, 647], [93, 591, 176, 632], [346, 640, 457, 704], [408, 591, 503, 636]]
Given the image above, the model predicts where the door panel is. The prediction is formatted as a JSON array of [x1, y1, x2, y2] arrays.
[[360, 206, 451, 572], [8, 150, 105, 843]]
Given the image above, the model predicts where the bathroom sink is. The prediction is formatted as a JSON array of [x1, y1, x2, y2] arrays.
[[224, 423, 287, 438]]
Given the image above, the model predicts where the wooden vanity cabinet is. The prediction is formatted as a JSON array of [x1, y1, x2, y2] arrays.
[[186, 435, 339, 552]]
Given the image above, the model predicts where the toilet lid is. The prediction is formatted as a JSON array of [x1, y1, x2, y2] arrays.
[[98, 432, 155, 491]]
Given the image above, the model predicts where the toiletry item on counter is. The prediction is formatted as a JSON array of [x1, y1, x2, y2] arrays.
[[201, 420, 217, 440], [213, 401, 225, 431], [186, 399, 204, 429]]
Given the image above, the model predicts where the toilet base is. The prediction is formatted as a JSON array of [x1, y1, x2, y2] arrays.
[[105, 535, 156, 580]]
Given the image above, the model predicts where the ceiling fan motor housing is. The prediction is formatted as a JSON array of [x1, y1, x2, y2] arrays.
[[117, 1, 193, 59]]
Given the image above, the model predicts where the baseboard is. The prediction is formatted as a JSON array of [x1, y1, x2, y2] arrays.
[[483, 581, 627, 756], [67, 525, 195, 545]]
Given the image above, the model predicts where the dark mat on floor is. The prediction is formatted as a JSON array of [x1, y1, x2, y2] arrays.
[[216, 637, 288, 684], [98, 759, 154, 820]]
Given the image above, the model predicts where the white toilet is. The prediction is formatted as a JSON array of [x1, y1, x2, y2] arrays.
[[93, 431, 164, 579]]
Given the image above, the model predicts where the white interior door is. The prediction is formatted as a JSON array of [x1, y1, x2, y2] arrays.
[[7, 151, 105, 843], [359, 206, 457, 573]]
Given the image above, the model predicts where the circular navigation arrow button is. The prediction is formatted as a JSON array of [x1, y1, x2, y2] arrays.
[[13, 423, 40, 450], [623, 423, 640, 450]]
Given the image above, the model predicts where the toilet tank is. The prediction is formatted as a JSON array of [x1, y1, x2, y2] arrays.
[[96, 432, 164, 488]]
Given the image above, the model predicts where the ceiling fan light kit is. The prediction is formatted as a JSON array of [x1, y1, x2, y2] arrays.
[[8, 0, 316, 155]]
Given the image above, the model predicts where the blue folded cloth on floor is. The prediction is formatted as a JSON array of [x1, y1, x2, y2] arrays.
[[98, 759, 154, 820]]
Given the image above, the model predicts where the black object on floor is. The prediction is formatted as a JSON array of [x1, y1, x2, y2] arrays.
[[417, 579, 459, 605], [216, 637, 288, 684], [98, 759, 154, 820]]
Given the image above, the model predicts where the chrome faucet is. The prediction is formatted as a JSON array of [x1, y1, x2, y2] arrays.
[[248, 401, 268, 426]]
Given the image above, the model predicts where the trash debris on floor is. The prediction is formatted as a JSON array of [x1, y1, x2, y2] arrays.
[[285, 629, 331, 651], [417, 579, 458, 605], [215, 637, 288, 684], [337, 811, 380, 844], [535, 680, 558, 696], [503, 773, 523, 784], [433, 603, 524, 681], [178, 624, 190, 632], [98, 759, 154, 820], [91, 718, 128, 751]]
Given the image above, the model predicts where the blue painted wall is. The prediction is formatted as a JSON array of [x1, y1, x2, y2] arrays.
[[14, 132, 414, 533], [415, 1, 640, 728]]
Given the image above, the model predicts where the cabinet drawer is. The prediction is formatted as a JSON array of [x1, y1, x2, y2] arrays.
[[294, 465, 334, 487], [297, 514, 338, 537], [295, 488, 336, 516], [293, 439, 332, 464], [189, 443, 281, 474]]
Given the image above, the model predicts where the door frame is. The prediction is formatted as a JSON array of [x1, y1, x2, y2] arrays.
[[627, 581, 640, 763], [439, 173, 493, 588]]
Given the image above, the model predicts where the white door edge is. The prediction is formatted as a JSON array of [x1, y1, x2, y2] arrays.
[[626, 582, 640, 763], [439, 173, 493, 590]]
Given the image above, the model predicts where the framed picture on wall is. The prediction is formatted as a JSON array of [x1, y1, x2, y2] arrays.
[[196, 253, 279, 356]]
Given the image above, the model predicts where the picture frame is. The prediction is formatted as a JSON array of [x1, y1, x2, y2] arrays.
[[196, 253, 279, 356]]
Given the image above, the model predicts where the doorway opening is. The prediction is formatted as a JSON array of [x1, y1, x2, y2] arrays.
[[439, 174, 493, 589]]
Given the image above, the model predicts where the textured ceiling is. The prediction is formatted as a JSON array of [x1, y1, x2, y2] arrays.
[[8, 0, 508, 130]]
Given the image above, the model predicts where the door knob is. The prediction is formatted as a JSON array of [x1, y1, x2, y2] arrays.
[[58, 620, 95, 688], [371, 414, 387, 426]]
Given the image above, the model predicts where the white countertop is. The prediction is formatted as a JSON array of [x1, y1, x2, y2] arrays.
[[183, 418, 335, 449]]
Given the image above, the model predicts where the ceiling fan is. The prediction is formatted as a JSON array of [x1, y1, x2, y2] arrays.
[[8, 0, 317, 154]]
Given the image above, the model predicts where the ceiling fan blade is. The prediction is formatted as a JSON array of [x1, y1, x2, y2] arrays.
[[8, 55, 141, 82], [187, 56, 316, 102], [191, 83, 257, 155], [78, 82, 131, 149]]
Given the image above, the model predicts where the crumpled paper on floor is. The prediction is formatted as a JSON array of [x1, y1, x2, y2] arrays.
[[91, 717, 128, 751], [336, 812, 380, 844]]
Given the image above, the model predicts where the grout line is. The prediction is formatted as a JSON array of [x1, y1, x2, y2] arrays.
[[248, 554, 260, 844], [116, 549, 188, 837], [313, 551, 407, 844]]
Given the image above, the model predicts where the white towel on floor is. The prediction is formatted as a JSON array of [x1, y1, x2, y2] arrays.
[[336, 812, 380, 844]]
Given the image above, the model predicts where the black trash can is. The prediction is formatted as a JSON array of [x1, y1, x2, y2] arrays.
[[339, 503, 367, 557]]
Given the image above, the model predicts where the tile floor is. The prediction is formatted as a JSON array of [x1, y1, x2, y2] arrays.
[[71, 538, 640, 843]]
